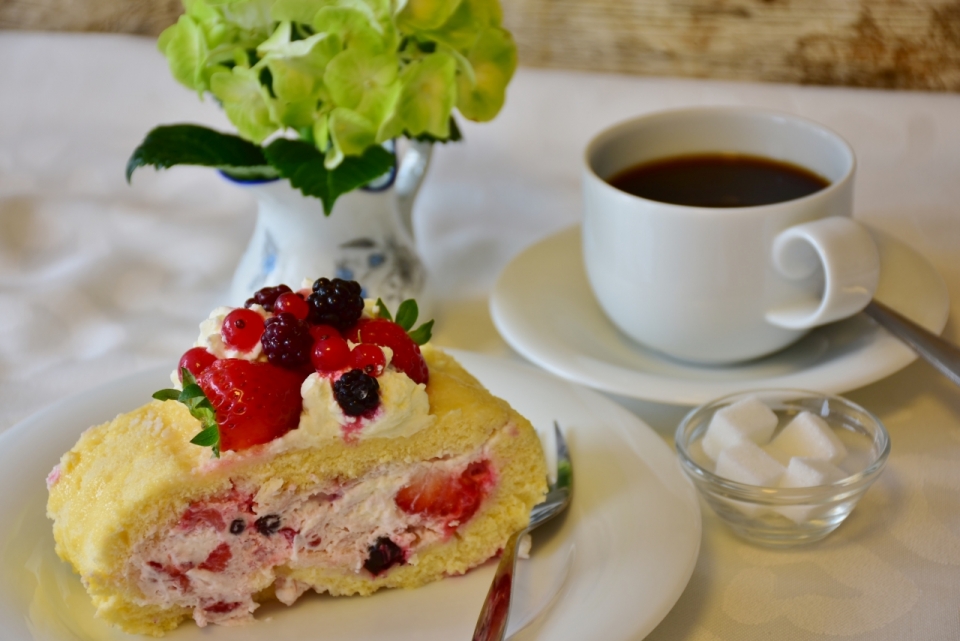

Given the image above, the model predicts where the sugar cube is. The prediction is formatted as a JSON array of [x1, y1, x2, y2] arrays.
[[702, 397, 778, 461], [775, 457, 846, 524], [779, 457, 846, 488], [714, 440, 785, 486], [766, 411, 847, 464], [714, 440, 785, 518]]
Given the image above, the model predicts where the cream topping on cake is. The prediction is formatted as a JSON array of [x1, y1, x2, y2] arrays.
[[180, 297, 435, 450]]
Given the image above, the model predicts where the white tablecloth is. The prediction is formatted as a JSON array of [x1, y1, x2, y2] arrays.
[[2, 31, 960, 641]]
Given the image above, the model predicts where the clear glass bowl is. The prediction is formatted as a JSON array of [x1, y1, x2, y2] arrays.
[[675, 389, 890, 546]]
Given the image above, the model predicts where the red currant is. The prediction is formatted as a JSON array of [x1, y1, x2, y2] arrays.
[[274, 292, 309, 320], [221, 308, 265, 352], [178, 347, 217, 381], [311, 335, 351, 372], [309, 324, 341, 342], [351, 344, 386, 377]]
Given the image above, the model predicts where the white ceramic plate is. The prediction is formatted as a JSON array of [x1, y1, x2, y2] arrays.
[[491, 225, 950, 406], [0, 351, 700, 641]]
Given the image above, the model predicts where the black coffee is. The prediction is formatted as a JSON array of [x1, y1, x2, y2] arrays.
[[607, 153, 830, 208]]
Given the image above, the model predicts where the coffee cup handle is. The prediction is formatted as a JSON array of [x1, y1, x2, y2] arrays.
[[765, 218, 880, 330]]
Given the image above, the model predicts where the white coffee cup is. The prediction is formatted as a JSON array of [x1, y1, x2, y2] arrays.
[[582, 107, 880, 364]]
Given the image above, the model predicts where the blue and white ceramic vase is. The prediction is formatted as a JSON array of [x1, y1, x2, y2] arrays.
[[229, 140, 432, 313]]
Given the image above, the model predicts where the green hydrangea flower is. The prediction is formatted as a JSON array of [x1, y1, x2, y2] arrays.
[[133, 0, 516, 213]]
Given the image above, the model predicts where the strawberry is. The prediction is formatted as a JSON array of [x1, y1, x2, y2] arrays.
[[395, 460, 494, 528], [197, 359, 303, 452], [347, 318, 429, 384], [198, 543, 233, 572]]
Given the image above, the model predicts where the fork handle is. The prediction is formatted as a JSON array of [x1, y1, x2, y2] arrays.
[[472, 528, 525, 641], [864, 300, 960, 388]]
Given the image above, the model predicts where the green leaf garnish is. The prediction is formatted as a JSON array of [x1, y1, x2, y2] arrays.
[[394, 299, 419, 331], [376, 298, 433, 344], [126, 124, 278, 183], [375, 297, 393, 321], [263, 138, 396, 215], [190, 425, 221, 447], [407, 319, 434, 345], [152, 388, 181, 402], [153, 367, 221, 458]]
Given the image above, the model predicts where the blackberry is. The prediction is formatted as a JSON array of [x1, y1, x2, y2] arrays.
[[255, 514, 281, 536], [308, 278, 364, 330], [261, 313, 312, 368], [333, 369, 380, 416], [245, 284, 292, 312], [363, 537, 404, 576]]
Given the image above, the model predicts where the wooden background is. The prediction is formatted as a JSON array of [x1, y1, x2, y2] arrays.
[[2, 0, 958, 91]]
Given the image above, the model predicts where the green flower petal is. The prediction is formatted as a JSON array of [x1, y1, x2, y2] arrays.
[[313, 112, 331, 150], [268, 97, 318, 128], [262, 25, 342, 103], [217, 0, 273, 31], [210, 67, 278, 142], [313, 6, 383, 53], [455, 26, 516, 122], [271, 0, 326, 23], [398, 52, 456, 137], [416, 0, 501, 51], [159, 15, 209, 93], [327, 107, 377, 166], [396, 0, 463, 32], [325, 48, 398, 108]]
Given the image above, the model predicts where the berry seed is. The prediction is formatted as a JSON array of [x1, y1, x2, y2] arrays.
[[255, 514, 282, 536]]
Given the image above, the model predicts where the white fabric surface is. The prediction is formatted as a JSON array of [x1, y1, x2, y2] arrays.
[[2, 31, 960, 640]]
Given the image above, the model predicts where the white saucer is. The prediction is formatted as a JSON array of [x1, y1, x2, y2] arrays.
[[0, 351, 700, 641], [491, 225, 950, 406]]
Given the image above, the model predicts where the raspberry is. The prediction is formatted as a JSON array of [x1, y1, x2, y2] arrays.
[[221, 308, 265, 352], [308, 278, 364, 330], [312, 334, 351, 373], [178, 347, 217, 381], [363, 537, 405, 576], [351, 343, 386, 377], [274, 292, 309, 320], [333, 369, 380, 416], [261, 313, 312, 369], [245, 284, 292, 312]]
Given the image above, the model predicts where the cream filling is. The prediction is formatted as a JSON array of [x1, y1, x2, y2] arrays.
[[126, 444, 498, 626]]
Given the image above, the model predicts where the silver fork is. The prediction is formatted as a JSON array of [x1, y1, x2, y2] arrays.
[[472, 422, 573, 641]]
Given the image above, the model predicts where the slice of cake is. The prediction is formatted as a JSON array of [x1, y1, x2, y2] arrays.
[[46, 279, 547, 636]]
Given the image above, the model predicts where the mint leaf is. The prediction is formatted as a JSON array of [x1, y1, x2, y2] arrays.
[[127, 124, 278, 182], [190, 425, 220, 447], [153, 389, 181, 401], [395, 299, 419, 331], [152, 367, 221, 458], [408, 319, 433, 345], [375, 297, 393, 321], [263, 138, 396, 215]]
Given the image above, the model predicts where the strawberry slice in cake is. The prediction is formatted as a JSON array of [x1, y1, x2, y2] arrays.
[[46, 278, 547, 636]]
